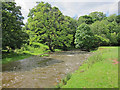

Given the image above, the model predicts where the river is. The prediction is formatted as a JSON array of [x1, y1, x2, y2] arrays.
[[2, 50, 92, 88]]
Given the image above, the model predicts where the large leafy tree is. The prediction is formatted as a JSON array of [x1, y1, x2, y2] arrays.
[[2, 2, 28, 51], [25, 2, 73, 52], [90, 20, 109, 35], [90, 20, 110, 45], [75, 23, 100, 51], [78, 15, 94, 25], [64, 16, 78, 48], [107, 14, 116, 22], [90, 16, 120, 46], [89, 11, 106, 21]]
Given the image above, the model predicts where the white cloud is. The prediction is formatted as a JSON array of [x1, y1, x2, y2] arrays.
[[51, 2, 118, 18], [15, 0, 36, 18], [15, 0, 119, 2], [77, 2, 116, 17], [108, 2, 118, 15], [23, 18, 28, 24], [15, 0, 119, 24]]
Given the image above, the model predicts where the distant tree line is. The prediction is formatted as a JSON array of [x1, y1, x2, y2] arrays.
[[2, 1, 120, 52], [76, 12, 120, 51]]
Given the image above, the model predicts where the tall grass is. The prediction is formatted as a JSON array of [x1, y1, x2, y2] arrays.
[[56, 73, 72, 88]]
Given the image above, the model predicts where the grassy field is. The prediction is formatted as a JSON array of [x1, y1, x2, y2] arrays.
[[58, 46, 119, 88]]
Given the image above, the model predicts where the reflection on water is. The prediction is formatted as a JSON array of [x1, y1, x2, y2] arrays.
[[2, 50, 92, 88], [2, 57, 63, 72]]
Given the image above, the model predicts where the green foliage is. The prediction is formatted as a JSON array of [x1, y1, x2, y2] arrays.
[[89, 11, 106, 21], [25, 2, 76, 52], [117, 32, 120, 45], [2, 51, 31, 64], [107, 32, 118, 45], [16, 43, 49, 55], [2, 2, 28, 51], [90, 20, 109, 35], [90, 17, 119, 46], [2, 1, 120, 65], [115, 15, 120, 24], [2, 43, 50, 64], [78, 15, 94, 25], [107, 14, 116, 22], [75, 23, 100, 51], [64, 16, 78, 48], [95, 35, 110, 45]]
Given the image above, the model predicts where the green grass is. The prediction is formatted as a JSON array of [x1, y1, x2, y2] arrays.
[[2, 43, 61, 64], [60, 46, 119, 88], [2, 52, 31, 64], [39, 54, 50, 57]]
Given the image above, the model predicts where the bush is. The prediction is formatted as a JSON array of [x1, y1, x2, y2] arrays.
[[15, 43, 49, 55]]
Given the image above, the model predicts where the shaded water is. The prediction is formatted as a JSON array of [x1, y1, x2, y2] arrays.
[[2, 50, 91, 88]]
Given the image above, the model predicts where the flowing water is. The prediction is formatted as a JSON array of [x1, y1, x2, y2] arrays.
[[1, 50, 92, 88]]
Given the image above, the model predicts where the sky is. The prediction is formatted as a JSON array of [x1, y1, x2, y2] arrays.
[[15, 0, 120, 24]]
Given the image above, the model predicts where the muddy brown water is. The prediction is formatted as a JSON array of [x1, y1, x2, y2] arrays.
[[1, 50, 92, 88]]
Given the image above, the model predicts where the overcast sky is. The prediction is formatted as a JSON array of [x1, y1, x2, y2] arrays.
[[15, 0, 119, 24]]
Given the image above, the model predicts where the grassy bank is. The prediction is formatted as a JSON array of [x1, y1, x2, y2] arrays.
[[58, 46, 119, 88], [2, 43, 61, 64], [2, 52, 31, 64]]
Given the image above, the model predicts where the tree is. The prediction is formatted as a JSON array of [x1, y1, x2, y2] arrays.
[[25, 2, 73, 52], [75, 23, 100, 51], [117, 32, 120, 45], [78, 15, 94, 25], [106, 21, 120, 45], [107, 14, 116, 22], [90, 20, 109, 35], [94, 35, 110, 46], [107, 21, 119, 33], [89, 11, 106, 21], [2, 2, 28, 52], [90, 17, 119, 46], [107, 32, 118, 45], [64, 16, 78, 48], [115, 15, 120, 24]]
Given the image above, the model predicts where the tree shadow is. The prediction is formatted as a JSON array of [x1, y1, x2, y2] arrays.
[[2, 56, 64, 72]]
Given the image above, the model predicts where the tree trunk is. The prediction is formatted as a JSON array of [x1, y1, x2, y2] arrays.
[[63, 43, 67, 51], [72, 33, 75, 48], [87, 48, 90, 52], [48, 43, 55, 52]]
